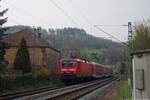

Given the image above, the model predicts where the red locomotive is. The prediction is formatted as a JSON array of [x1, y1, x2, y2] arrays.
[[60, 58, 113, 81]]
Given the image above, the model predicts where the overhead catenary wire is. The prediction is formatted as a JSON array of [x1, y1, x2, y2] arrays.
[[8, 18, 21, 25], [69, 0, 93, 26], [94, 25, 143, 48], [93, 25, 128, 27], [67, 0, 127, 45], [94, 25, 128, 46], [3, 0, 52, 28], [47, 0, 81, 28], [5, 0, 128, 46]]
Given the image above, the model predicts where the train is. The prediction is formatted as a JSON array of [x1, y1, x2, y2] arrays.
[[60, 58, 113, 82]]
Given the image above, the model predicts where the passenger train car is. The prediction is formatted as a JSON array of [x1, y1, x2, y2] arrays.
[[60, 58, 113, 82]]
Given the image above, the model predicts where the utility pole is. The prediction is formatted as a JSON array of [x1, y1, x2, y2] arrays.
[[128, 22, 132, 41], [127, 22, 133, 88], [128, 22, 132, 51]]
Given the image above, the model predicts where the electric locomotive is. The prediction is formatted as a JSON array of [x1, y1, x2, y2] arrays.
[[60, 58, 112, 82]]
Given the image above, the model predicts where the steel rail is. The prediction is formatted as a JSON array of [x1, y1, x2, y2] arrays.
[[15, 77, 116, 100], [48, 78, 116, 100], [0, 85, 63, 100]]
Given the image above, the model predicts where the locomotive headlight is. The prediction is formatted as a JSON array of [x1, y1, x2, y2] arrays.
[[61, 69, 68, 71], [69, 69, 76, 71]]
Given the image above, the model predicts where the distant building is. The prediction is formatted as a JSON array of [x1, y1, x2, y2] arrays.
[[2, 28, 60, 76]]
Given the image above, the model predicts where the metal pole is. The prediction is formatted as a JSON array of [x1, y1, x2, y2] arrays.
[[127, 22, 133, 88], [128, 22, 132, 51]]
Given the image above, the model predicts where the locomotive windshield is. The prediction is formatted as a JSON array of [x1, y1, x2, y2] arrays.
[[62, 62, 77, 67]]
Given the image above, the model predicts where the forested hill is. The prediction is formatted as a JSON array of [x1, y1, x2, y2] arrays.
[[47, 27, 123, 50], [6, 25, 127, 66], [46, 27, 127, 66]]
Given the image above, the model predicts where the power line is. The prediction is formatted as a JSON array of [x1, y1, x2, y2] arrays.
[[6, 0, 128, 45], [68, 0, 127, 44], [64, 0, 127, 45], [3, 1, 52, 28], [47, 0, 81, 27], [65, 1, 127, 45], [69, 0, 93, 26], [94, 25, 128, 27], [94, 24, 143, 48], [8, 18, 21, 25], [94, 25, 128, 46]]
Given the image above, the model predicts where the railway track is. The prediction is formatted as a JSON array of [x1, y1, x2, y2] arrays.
[[0, 85, 63, 100], [13, 77, 117, 100], [47, 77, 116, 100]]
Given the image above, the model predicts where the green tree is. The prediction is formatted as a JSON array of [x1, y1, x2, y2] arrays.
[[0, 1, 9, 94], [0, 1, 9, 73], [13, 38, 31, 74], [132, 21, 150, 51]]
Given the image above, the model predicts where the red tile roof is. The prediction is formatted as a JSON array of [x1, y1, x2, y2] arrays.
[[2, 29, 49, 48]]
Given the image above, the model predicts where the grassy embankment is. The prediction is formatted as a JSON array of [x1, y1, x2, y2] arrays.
[[116, 79, 132, 100]]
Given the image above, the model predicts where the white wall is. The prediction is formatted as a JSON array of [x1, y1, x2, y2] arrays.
[[133, 53, 150, 100]]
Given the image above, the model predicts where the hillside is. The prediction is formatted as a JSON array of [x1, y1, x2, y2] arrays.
[[5, 26, 127, 66]]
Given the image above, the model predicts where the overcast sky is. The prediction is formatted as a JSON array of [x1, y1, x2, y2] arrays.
[[2, 0, 150, 42]]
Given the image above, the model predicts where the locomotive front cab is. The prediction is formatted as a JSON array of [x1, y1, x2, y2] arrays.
[[60, 59, 79, 80]]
